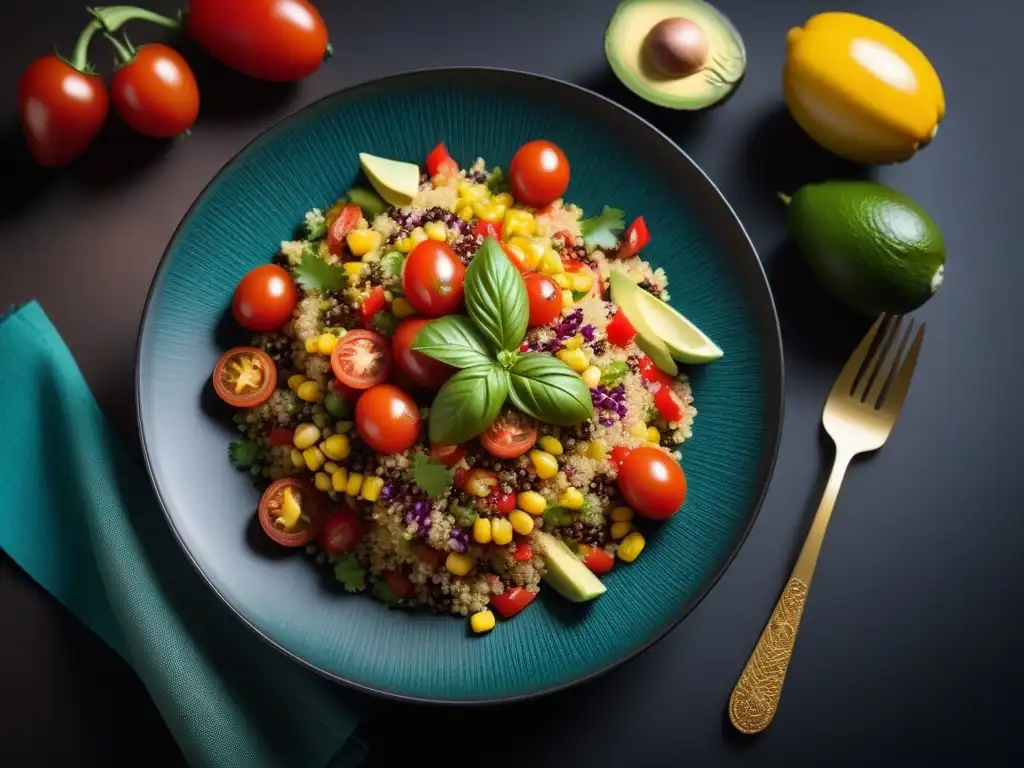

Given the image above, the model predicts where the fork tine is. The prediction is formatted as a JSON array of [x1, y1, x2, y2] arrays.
[[866, 317, 911, 407], [853, 315, 900, 400], [882, 322, 926, 416], [833, 313, 887, 394]]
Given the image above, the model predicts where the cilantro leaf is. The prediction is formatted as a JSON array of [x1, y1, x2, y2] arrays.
[[449, 502, 476, 529], [228, 440, 259, 469], [293, 245, 347, 293], [580, 206, 625, 250], [333, 553, 366, 592], [412, 450, 454, 499]]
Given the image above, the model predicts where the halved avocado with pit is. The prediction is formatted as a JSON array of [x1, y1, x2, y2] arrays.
[[605, 0, 746, 110]]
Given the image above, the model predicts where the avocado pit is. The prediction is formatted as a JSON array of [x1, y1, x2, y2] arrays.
[[644, 17, 709, 78]]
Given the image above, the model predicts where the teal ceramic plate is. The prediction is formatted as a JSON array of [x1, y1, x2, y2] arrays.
[[137, 68, 783, 703]]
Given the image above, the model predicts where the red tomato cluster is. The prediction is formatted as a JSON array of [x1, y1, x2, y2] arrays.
[[18, 1, 331, 167]]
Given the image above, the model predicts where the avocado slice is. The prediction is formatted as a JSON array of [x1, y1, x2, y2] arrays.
[[537, 532, 607, 603], [604, 0, 746, 111], [608, 269, 678, 376], [358, 152, 420, 208], [633, 289, 723, 363]]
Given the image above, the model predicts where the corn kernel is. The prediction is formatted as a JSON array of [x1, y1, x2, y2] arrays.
[[559, 487, 585, 510], [492, 192, 514, 208], [409, 227, 428, 247], [539, 249, 564, 275], [345, 472, 363, 496], [610, 521, 633, 540], [303, 446, 325, 472], [473, 516, 492, 544], [316, 333, 338, 355], [582, 366, 601, 388], [552, 273, 570, 289], [324, 461, 340, 475], [507, 236, 545, 269], [457, 181, 489, 201], [346, 229, 382, 256], [391, 297, 415, 319], [470, 609, 495, 634], [490, 517, 514, 545], [320, 434, 351, 461], [290, 449, 304, 468], [585, 440, 608, 460], [617, 532, 645, 563], [556, 347, 589, 373], [502, 209, 536, 240], [455, 204, 474, 222], [343, 261, 366, 278], [287, 374, 306, 391], [293, 423, 321, 450], [561, 290, 574, 309], [314, 472, 332, 492], [360, 476, 384, 502], [396, 236, 415, 253], [304, 337, 319, 354], [647, 426, 661, 443], [571, 272, 593, 293], [528, 449, 559, 479], [424, 221, 448, 241], [473, 201, 505, 222], [611, 506, 635, 522], [563, 334, 584, 350], [331, 468, 348, 492], [446, 552, 474, 576], [297, 380, 323, 403], [509, 510, 534, 536], [535, 436, 561, 456], [629, 421, 648, 438], [517, 491, 547, 516]]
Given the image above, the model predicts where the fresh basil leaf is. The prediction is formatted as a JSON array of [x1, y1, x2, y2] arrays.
[[508, 353, 594, 426], [427, 364, 509, 444], [411, 315, 494, 369], [464, 237, 528, 353]]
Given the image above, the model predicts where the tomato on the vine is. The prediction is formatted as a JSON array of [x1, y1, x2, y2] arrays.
[[392, 317, 454, 389], [231, 264, 298, 332], [480, 409, 538, 459], [402, 240, 466, 316], [109, 41, 199, 138], [316, 508, 363, 555], [509, 140, 570, 209], [354, 384, 421, 454], [524, 273, 562, 326], [330, 330, 391, 390], [617, 446, 687, 520]]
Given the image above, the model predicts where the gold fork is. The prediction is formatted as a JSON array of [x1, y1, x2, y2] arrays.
[[728, 313, 926, 735]]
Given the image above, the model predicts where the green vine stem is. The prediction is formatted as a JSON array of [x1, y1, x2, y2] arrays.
[[88, 5, 181, 34], [69, 18, 104, 72], [777, 193, 792, 205], [103, 31, 135, 65]]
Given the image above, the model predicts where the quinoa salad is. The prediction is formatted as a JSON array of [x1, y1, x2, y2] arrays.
[[211, 140, 719, 635]]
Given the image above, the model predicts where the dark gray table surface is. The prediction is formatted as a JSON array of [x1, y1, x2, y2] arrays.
[[1, 1, 1020, 765]]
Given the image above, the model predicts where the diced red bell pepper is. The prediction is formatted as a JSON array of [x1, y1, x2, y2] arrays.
[[473, 220, 502, 241], [581, 546, 614, 574], [561, 258, 586, 272], [654, 386, 684, 422], [606, 309, 637, 347], [638, 355, 673, 387], [385, 570, 413, 600], [512, 539, 533, 562], [609, 445, 631, 469], [491, 587, 537, 618], [360, 285, 387, 324], [491, 491, 517, 515], [327, 204, 362, 256], [426, 142, 458, 178], [616, 216, 650, 260], [269, 427, 295, 447]]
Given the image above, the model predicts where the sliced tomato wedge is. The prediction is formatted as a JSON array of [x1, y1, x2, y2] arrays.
[[491, 587, 537, 619], [426, 142, 458, 178], [479, 409, 538, 459], [327, 203, 362, 256], [616, 216, 650, 260], [269, 427, 295, 447], [360, 285, 387, 324], [316, 508, 363, 555], [429, 442, 467, 468], [212, 346, 277, 408], [512, 539, 533, 562], [654, 386, 684, 422], [638, 355, 673, 388], [606, 309, 637, 347], [581, 546, 614, 574], [561, 257, 586, 272], [473, 220, 502, 241], [330, 329, 391, 390], [258, 478, 326, 547]]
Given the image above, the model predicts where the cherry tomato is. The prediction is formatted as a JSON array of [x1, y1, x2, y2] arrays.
[[328, 204, 362, 256], [524, 273, 562, 326], [402, 240, 466, 316], [385, 570, 413, 600], [581, 546, 614, 574], [361, 285, 387, 325], [512, 540, 533, 562], [392, 317, 454, 389], [429, 442, 467, 468], [258, 478, 325, 547], [355, 384, 421, 454], [509, 140, 570, 209], [425, 142, 458, 178], [606, 309, 637, 347], [109, 43, 199, 138], [491, 587, 537, 619], [479, 409, 538, 459], [269, 427, 294, 447], [330, 330, 391, 390], [618, 446, 687, 520], [184, 0, 330, 82], [212, 347, 277, 408], [473, 221, 502, 241], [18, 55, 109, 167], [617, 216, 651, 260], [316, 508, 363, 555], [609, 445, 631, 469], [654, 386, 685, 422], [231, 264, 298, 332], [491, 491, 517, 515], [413, 543, 443, 570], [638, 355, 673, 387]]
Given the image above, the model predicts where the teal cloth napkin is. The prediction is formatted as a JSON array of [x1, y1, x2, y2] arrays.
[[0, 301, 368, 768]]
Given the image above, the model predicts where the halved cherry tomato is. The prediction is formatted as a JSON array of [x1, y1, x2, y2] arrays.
[[232, 264, 298, 332], [385, 570, 413, 600], [361, 286, 387, 325], [269, 427, 295, 447], [609, 445, 631, 469], [524, 273, 562, 326], [316, 508, 363, 554], [354, 383, 421, 454], [402, 240, 466, 316], [480, 409, 538, 459], [491, 491, 517, 515], [654, 386, 684, 422], [618, 446, 687, 520], [491, 587, 537, 619], [509, 140, 570, 209], [426, 142, 458, 178], [462, 468, 498, 498], [212, 347, 277, 408], [258, 478, 326, 547], [501, 243, 531, 274], [616, 216, 650, 260], [392, 317, 455, 389], [473, 221, 502, 241], [430, 443, 467, 468], [512, 539, 533, 562], [330, 330, 391, 390], [109, 42, 199, 138], [328, 204, 362, 256], [638, 355, 673, 387], [413, 543, 443, 569], [606, 309, 637, 348], [581, 546, 614, 574]]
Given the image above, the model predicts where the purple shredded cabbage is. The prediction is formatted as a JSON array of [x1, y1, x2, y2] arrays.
[[448, 527, 468, 553], [590, 383, 627, 422]]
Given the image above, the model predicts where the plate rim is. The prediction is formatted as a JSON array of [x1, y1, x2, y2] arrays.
[[135, 66, 785, 705]]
